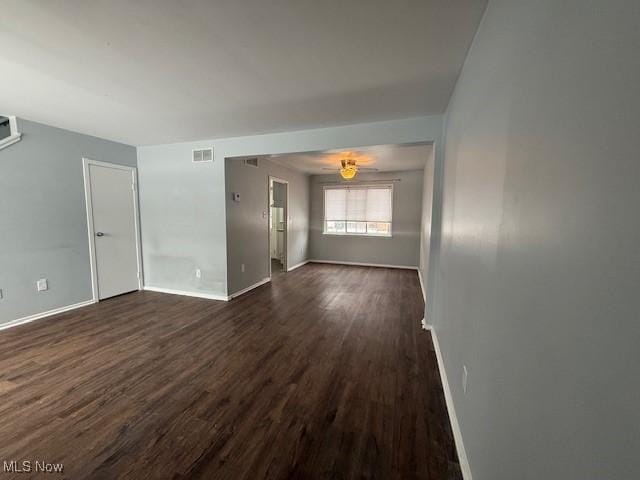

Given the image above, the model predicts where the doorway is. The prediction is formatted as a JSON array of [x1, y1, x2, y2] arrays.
[[83, 158, 143, 300], [269, 176, 288, 277]]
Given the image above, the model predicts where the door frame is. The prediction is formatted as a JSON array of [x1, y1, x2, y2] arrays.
[[82, 157, 144, 301], [268, 176, 289, 276]]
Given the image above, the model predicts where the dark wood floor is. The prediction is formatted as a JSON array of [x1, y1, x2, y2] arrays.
[[271, 258, 284, 276], [0, 264, 459, 480]]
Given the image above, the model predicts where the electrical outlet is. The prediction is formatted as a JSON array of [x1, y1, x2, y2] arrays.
[[462, 365, 468, 395], [0, 288, 3, 300], [36, 278, 48, 292], [241, 264, 245, 273], [195, 268, 201, 279]]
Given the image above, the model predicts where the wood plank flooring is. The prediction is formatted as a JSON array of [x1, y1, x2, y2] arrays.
[[0, 264, 459, 479]]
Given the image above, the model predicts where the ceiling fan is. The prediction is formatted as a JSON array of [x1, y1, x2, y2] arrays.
[[322, 153, 378, 180]]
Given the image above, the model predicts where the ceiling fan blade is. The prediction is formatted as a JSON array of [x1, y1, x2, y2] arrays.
[[321, 167, 337, 171], [357, 167, 379, 171]]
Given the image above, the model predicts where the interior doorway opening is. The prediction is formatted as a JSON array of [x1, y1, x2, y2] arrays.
[[269, 176, 288, 277]]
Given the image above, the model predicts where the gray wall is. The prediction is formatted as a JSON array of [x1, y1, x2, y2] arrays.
[[433, 1, 640, 479], [0, 119, 136, 326], [136, 142, 227, 296], [309, 170, 424, 267], [137, 116, 443, 297], [418, 148, 435, 301], [225, 157, 310, 295]]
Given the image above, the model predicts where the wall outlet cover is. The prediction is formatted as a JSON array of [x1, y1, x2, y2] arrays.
[[195, 268, 202, 278], [37, 278, 48, 292]]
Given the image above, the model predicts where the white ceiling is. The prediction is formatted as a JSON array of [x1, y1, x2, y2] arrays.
[[0, 0, 487, 146], [265, 143, 432, 175]]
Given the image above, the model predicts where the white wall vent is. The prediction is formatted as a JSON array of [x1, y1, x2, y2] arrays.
[[244, 157, 259, 168], [192, 148, 213, 163]]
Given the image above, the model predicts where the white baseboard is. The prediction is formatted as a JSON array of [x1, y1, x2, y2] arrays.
[[143, 286, 229, 301], [428, 325, 473, 480], [309, 259, 418, 270], [287, 260, 309, 272], [228, 277, 271, 300], [0, 299, 96, 332], [417, 269, 426, 301]]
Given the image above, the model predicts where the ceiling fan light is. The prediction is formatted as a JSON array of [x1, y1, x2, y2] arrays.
[[339, 166, 357, 179]]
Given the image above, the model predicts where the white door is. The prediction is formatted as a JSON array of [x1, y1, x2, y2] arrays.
[[86, 162, 140, 300]]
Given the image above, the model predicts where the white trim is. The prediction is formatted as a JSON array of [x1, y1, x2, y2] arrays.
[[0, 116, 22, 150], [287, 260, 309, 272], [309, 260, 418, 270], [428, 325, 473, 480], [143, 286, 228, 301], [418, 269, 426, 301], [268, 176, 289, 275], [0, 299, 96, 332], [228, 277, 271, 300], [82, 158, 144, 301], [0, 133, 21, 150]]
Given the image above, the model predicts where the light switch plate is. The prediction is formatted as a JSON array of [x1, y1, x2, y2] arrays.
[[37, 278, 48, 292]]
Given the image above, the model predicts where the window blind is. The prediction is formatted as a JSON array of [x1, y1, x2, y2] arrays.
[[325, 186, 392, 222], [323, 185, 393, 236]]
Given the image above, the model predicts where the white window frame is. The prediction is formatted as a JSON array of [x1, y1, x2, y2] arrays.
[[322, 184, 394, 238]]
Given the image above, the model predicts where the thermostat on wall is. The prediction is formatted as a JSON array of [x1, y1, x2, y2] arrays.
[[232, 192, 241, 202]]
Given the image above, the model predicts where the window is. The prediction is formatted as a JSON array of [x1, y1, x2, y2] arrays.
[[323, 185, 393, 237]]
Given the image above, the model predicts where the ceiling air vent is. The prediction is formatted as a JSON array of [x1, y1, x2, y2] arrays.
[[244, 157, 259, 168], [192, 148, 213, 163]]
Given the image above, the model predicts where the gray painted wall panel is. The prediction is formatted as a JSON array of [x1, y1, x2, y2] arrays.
[[137, 116, 443, 297], [0, 119, 136, 325], [418, 148, 435, 304], [434, 1, 640, 478], [309, 170, 424, 267], [225, 158, 309, 295]]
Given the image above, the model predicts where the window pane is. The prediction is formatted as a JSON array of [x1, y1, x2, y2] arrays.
[[346, 188, 367, 221], [346, 221, 366, 233], [325, 220, 345, 233], [325, 189, 347, 221], [367, 222, 391, 235], [365, 188, 392, 222]]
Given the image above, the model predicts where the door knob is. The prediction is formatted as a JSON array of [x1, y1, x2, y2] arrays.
[[96, 232, 105, 237]]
